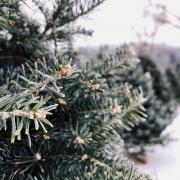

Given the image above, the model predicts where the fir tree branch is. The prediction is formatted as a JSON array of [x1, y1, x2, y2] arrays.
[[0, 88, 57, 144]]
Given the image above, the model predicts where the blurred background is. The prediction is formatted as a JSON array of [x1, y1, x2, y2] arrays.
[[74, 0, 180, 46]]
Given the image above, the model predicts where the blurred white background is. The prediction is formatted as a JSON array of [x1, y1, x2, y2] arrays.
[[137, 111, 180, 180], [74, 0, 180, 47]]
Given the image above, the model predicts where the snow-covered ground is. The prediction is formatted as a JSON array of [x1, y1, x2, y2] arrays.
[[137, 109, 180, 180]]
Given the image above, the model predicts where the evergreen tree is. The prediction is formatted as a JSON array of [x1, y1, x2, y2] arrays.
[[0, 0, 98, 67], [0, 1, 150, 179], [166, 63, 180, 103], [92, 49, 176, 160], [122, 56, 176, 159], [138, 56, 173, 103]]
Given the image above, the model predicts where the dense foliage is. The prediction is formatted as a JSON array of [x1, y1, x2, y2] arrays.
[[92, 50, 176, 158], [0, 1, 150, 179]]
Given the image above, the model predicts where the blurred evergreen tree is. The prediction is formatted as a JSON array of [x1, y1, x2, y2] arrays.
[[122, 56, 176, 160], [166, 63, 180, 103], [93, 49, 176, 161]]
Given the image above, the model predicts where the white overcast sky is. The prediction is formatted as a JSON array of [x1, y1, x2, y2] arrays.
[[74, 0, 180, 47]]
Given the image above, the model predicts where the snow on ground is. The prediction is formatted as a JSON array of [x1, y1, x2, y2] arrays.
[[137, 109, 180, 180]]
